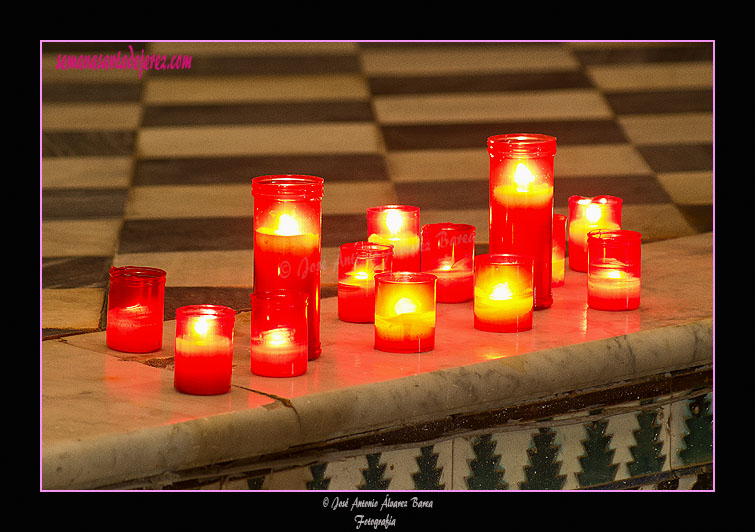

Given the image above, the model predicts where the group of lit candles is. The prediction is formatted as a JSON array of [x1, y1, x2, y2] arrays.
[[104, 133, 642, 395]]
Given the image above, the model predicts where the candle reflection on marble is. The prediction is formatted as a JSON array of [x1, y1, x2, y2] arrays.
[[587, 230, 641, 311], [374, 272, 437, 353], [250, 290, 308, 377], [568, 195, 622, 272], [474, 254, 534, 333], [421, 223, 475, 303], [552, 214, 567, 287], [367, 205, 420, 272], [338, 242, 393, 323]]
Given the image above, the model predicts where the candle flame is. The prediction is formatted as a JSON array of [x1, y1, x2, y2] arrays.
[[353, 270, 370, 280], [585, 204, 603, 224], [604, 269, 624, 279], [489, 283, 513, 301], [264, 328, 292, 346], [274, 213, 301, 236], [192, 316, 211, 337], [385, 209, 404, 234], [513, 163, 535, 189], [394, 297, 417, 315]]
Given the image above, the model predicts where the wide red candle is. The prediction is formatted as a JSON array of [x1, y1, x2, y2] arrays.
[[367, 205, 420, 272], [338, 242, 393, 323], [474, 254, 534, 333], [252, 175, 323, 360], [106, 266, 166, 353], [421, 222, 475, 303], [374, 272, 437, 353], [174, 305, 236, 396], [587, 229, 642, 311], [552, 213, 567, 287], [568, 195, 622, 272], [250, 290, 308, 378], [488, 134, 556, 310]]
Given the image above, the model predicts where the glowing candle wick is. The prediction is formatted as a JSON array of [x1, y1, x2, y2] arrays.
[[264, 328, 292, 346], [585, 204, 603, 224], [353, 270, 369, 280], [513, 163, 535, 190], [489, 283, 513, 301], [275, 213, 301, 236], [394, 297, 417, 315], [385, 209, 404, 234], [192, 316, 210, 337]]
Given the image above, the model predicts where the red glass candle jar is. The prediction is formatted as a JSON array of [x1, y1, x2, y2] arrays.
[[474, 254, 534, 333], [367, 205, 420, 272], [568, 195, 622, 272], [587, 229, 642, 311], [374, 272, 437, 353], [174, 305, 236, 395], [552, 213, 567, 287], [106, 266, 166, 353], [488, 134, 556, 310], [421, 222, 475, 303], [250, 290, 308, 377], [252, 175, 323, 361], [338, 242, 394, 323]]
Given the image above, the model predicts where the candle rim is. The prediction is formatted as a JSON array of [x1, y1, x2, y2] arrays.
[[366, 204, 420, 216], [568, 194, 623, 206], [109, 265, 166, 283], [251, 289, 309, 307], [339, 241, 395, 257], [421, 222, 476, 234], [487, 133, 557, 157], [252, 174, 324, 199], [476, 253, 534, 268], [374, 271, 437, 285], [176, 304, 236, 320], [587, 229, 642, 244]]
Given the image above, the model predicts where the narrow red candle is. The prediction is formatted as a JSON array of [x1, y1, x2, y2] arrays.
[[587, 230, 642, 311], [421, 223, 475, 303], [568, 195, 622, 272], [552, 214, 567, 287], [488, 134, 556, 309], [106, 266, 166, 353], [367, 205, 420, 272], [252, 175, 323, 361], [374, 272, 437, 353], [174, 305, 236, 395], [250, 290, 308, 378], [474, 254, 534, 333], [338, 242, 393, 323]]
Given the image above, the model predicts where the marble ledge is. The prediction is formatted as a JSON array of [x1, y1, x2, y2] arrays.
[[41, 232, 713, 490]]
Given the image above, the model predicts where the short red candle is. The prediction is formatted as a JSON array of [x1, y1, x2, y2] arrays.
[[174, 305, 236, 396], [488, 134, 556, 310], [474, 254, 534, 333], [421, 222, 475, 303], [568, 195, 622, 272], [338, 242, 394, 323], [587, 230, 642, 311], [367, 205, 420, 272], [106, 266, 166, 353], [374, 272, 437, 353], [552, 214, 567, 287], [250, 290, 308, 378], [252, 175, 323, 361]]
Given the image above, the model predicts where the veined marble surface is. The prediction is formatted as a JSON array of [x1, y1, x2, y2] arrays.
[[41, 232, 713, 490]]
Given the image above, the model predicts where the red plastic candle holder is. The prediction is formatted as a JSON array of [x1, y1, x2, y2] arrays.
[[252, 175, 323, 361], [587, 230, 642, 311], [367, 205, 420, 272], [338, 242, 394, 323], [488, 134, 556, 310], [568, 195, 622, 272], [250, 290, 309, 378], [174, 305, 236, 396], [106, 266, 166, 353], [552, 214, 567, 287], [421, 222, 475, 303], [474, 254, 534, 333], [374, 272, 437, 353]]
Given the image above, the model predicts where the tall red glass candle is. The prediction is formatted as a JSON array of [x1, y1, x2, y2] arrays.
[[552, 214, 567, 287], [338, 242, 393, 323], [488, 134, 556, 309], [374, 272, 437, 353], [474, 254, 534, 333], [568, 195, 622, 272], [421, 223, 475, 303], [587, 230, 641, 311], [367, 205, 420, 272], [174, 305, 236, 396], [106, 266, 166, 353], [250, 290, 308, 377], [252, 175, 323, 360]]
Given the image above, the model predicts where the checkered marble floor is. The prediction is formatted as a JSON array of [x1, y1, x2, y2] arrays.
[[40, 41, 714, 338]]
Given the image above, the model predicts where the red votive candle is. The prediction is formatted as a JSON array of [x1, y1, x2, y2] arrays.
[[367, 205, 420, 272], [568, 195, 622, 272], [488, 134, 556, 310], [252, 175, 323, 361], [374, 272, 437, 353], [338, 242, 394, 323], [250, 290, 308, 377], [474, 254, 534, 333], [587, 230, 642, 311], [552, 213, 567, 287], [421, 222, 475, 303], [106, 266, 166, 353], [174, 305, 236, 395]]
